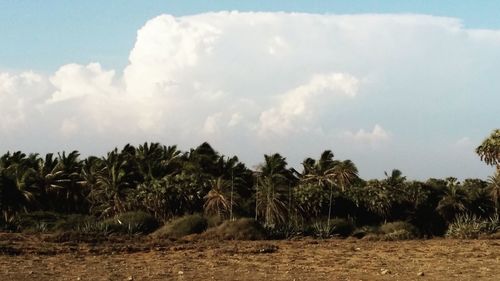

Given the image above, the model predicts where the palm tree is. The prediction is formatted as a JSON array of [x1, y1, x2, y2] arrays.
[[0, 151, 47, 220], [302, 151, 358, 229], [488, 171, 500, 211], [436, 178, 469, 222], [136, 142, 167, 180], [204, 177, 232, 220], [256, 153, 292, 227], [476, 129, 500, 171], [88, 150, 132, 217]]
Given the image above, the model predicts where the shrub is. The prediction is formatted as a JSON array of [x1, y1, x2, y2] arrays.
[[310, 218, 355, 238], [53, 214, 95, 232], [206, 215, 224, 228], [379, 221, 418, 240], [14, 211, 62, 232], [446, 213, 500, 239], [202, 218, 266, 240], [351, 225, 379, 239], [266, 224, 303, 239], [152, 214, 208, 239], [101, 211, 159, 235]]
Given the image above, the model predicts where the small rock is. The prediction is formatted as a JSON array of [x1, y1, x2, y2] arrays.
[[76, 277, 81, 281], [381, 269, 391, 275], [355, 247, 361, 251], [28, 271, 34, 275], [127, 276, 133, 281], [178, 271, 184, 275], [417, 272, 425, 276]]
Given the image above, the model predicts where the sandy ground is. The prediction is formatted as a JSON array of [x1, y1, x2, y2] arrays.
[[0, 233, 499, 280]]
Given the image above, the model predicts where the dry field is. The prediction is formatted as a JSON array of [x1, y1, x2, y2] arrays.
[[0, 233, 499, 280]]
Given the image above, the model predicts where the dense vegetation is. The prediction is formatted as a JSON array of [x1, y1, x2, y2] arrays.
[[0, 129, 499, 239]]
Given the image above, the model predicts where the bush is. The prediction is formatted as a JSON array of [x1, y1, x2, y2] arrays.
[[101, 211, 159, 235], [53, 214, 95, 232], [446, 213, 500, 239], [202, 218, 266, 240], [351, 225, 379, 239], [379, 221, 418, 240], [206, 215, 224, 228], [14, 211, 62, 232], [152, 214, 208, 239], [310, 218, 355, 238], [12, 212, 98, 233]]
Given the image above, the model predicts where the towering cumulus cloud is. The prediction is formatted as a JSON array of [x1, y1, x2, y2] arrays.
[[1, 12, 499, 178]]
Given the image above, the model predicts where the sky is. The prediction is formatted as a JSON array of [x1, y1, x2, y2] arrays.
[[0, 1, 499, 179]]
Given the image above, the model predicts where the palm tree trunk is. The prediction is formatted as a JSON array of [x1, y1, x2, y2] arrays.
[[255, 177, 259, 221], [327, 185, 333, 230], [230, 169, 234, 221]]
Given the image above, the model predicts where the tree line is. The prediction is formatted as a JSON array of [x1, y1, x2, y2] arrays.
[[1, 129, 499, 237]]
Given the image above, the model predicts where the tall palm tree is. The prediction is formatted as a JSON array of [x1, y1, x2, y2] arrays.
[[256, 153, 292, 227], [53, 151, 86, 212], [488, 171, 500, 211], [0, 152, 41, 220], [88, 150, 132, 217], [302, 151, 358, 228], [476, 129, 500, 171], [204, 177, 232, 220]]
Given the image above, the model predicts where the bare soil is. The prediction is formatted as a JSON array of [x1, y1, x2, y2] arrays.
[[1, 233, 499, 280]]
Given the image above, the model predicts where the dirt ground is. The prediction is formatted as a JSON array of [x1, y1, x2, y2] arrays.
[[0, 233, 499, 281]]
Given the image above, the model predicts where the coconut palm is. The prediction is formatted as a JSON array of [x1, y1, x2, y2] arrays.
[[204, 177, 233, 220], [255, 153, 293, 227], [302, 151, 358, 228], [88, 150, 133, 217]]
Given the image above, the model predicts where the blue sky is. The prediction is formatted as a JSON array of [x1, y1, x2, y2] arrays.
[[2, 1, 500, 72], [0, 1, 498, 179]]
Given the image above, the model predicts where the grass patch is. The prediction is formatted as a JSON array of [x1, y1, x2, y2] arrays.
[[202, 218, 266, 240], [152, 214, 208, 239], [379, 221, 419, 240], [311, 218, 355, 238], [101, 211, 159, 235]]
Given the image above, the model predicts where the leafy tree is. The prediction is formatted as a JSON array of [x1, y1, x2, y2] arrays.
[[435, 178, 469, 222], [476, 129, 500, 170]]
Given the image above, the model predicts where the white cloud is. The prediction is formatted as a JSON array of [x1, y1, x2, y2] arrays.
[[343, 124, 391, 145], [60, 118, 79, 138], [258, 73, 359, 136], [0, 12, 499, 179], [49, 63, 118, 103]]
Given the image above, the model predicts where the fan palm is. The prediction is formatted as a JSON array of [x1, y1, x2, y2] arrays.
[[476, 129, 500, 170]]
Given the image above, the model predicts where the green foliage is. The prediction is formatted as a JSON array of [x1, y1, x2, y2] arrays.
[[311, 218, 355, 238], [351, 225, 379, 238], [12, 211, 95, 233], [379, 221, 419, 240], [1, 132, 499, 240], [101, 211, 159, 235], [446, 213, 500, 239], [203, 218, 266, 240], [476, 129, 500, 167], [152, 214, 208, 239]]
